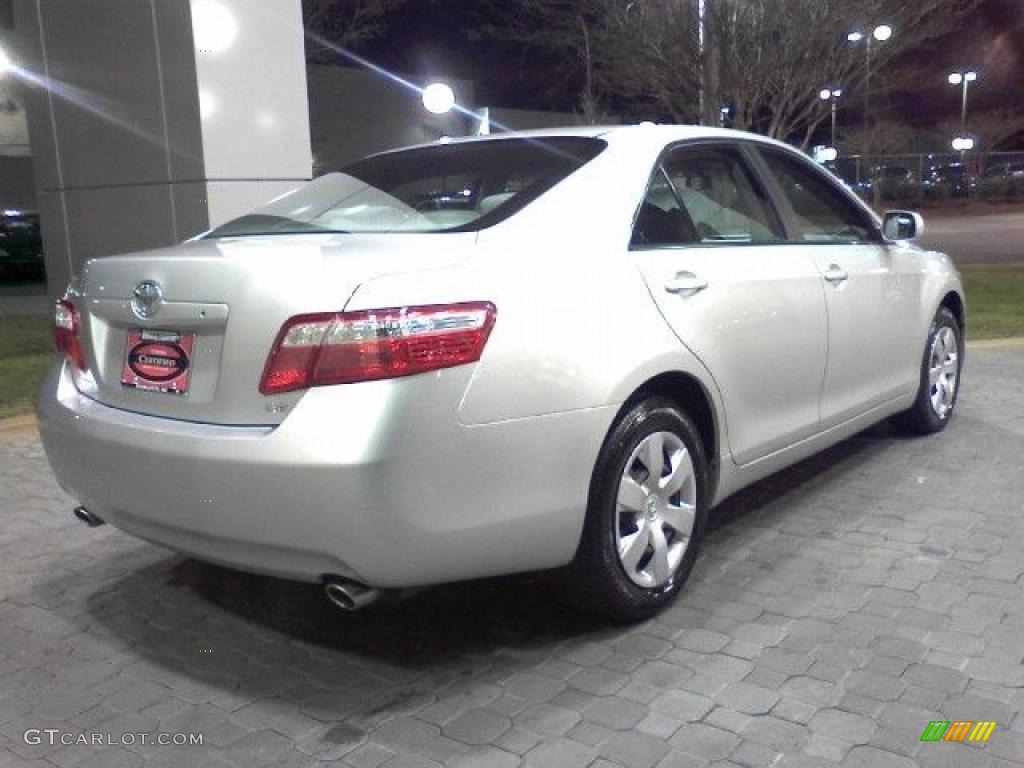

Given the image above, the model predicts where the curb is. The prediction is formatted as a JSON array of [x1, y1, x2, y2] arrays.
[[0, 413, 38, 441], [967, 337, 1024, 349]]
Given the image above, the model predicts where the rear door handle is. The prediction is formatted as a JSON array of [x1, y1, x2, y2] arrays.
[[822, 264, 849, 284], [664, 272, 709, 295]]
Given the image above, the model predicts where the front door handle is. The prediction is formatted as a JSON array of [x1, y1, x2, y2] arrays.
[[822, 264, 849, 284], [665, 272, 709, 295]]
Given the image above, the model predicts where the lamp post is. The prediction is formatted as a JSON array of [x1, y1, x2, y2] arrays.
[[948, 70, 978, 131], [847, 25, 892, 131], [819, 88, 843, 147]]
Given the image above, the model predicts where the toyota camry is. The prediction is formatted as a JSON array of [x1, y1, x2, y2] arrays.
[[37, 126, 965, 621]]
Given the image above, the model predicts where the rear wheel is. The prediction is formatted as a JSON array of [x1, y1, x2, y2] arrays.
[[570, 398, 708, 622], [893, 306, 962, 435]]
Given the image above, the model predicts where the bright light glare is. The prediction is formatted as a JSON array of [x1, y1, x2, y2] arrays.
[[820, 89, 832, 101], [0, 47, 10, 74], [948, 73, 963, 85], [199, 89, 216, 120], [873, 25, 893, 41], [192, 1, 238, 54], [951, 136, 975, 151], [422, 82, 456, 115], [966, 71, 978, 81], [813, 146, 838, 163], [847, 31, 864, 42]]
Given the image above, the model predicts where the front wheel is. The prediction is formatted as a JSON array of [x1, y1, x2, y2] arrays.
[[569, 398, 708, 622], [892, 306, 963, 435]]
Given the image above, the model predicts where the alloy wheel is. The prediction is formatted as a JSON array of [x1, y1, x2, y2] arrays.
[[929, 326, 959, 420]]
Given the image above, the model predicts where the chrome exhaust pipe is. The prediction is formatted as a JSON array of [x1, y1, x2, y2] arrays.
[[73, 506, 105, 527], [324, 577, 381, 611]]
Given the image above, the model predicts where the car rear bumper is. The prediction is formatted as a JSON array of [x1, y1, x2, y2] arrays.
[[37, 361, 613, 587]]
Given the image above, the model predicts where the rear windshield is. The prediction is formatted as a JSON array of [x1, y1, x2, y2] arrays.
[[207, 137, 606, 238]]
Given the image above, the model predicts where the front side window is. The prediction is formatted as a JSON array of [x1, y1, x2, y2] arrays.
[[759, 148, 875, 244], [632, 145, 783, 247], [207, 137, 606, 238]]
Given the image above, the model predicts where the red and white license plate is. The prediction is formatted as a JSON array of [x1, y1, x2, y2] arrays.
[[121, 330, 195, 395]]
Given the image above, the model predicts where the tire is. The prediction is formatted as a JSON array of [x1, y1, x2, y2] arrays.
[[892, 306, 963, 435], [569, 397, 708, 622]]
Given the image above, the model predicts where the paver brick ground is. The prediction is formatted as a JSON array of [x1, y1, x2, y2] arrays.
[[1, 345, 1023, 767]]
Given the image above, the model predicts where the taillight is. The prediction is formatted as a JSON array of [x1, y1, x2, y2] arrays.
[[260, 302, 497, 395], [54, 298, 87, 370]]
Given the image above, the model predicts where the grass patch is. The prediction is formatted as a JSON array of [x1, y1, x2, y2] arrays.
[[960, 264, 1024, 340], [0, 314, 53, 419]]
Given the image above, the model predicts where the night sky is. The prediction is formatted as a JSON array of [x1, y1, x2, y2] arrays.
[[356, 0, 1024, 140], [911, 0, 1024, 117]]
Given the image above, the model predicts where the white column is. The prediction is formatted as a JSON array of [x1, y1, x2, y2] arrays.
[[12, 0, 312, 297]]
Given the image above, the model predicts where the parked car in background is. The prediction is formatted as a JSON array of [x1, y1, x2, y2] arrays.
[[836, 165, 914, 200], [38, 126, 965, 621], [983, 160, 1024, 179], [924, 163, 975, 197], [0, 210, 44, 282], [874, 164, 915, 182]]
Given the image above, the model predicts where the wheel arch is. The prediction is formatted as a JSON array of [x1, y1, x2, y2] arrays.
[[941, 289, 966, 334], [613, 371, 722, 504]]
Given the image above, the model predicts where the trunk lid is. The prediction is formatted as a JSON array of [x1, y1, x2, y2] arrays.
[[72, 232, 475, 425]]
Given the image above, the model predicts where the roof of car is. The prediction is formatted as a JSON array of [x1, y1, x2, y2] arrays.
[[392, 124, 788, 153]]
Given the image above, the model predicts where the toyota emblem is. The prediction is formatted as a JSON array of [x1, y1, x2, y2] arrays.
[[131, 280, 163, 319]]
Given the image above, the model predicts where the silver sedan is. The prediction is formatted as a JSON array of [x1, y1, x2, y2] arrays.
[[38, 126, 964, 621]]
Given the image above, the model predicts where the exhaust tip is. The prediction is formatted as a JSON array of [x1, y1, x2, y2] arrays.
[[323, 576, 380, 612], [73, 506, 105, 527], [324, 581, 356, 611]]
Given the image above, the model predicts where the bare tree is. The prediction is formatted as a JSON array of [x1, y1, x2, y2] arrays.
[[483, 0, 979, 148], [936, 109, 1024, 154], [472, 0, 614, 122], [841, 119, 916, 156], [303, 0, 405, 62]]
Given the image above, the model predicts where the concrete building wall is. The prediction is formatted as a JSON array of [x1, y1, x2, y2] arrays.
[[488, 107, 586, 132], [308, 65, 472, 173], [12, 0, 312, 297], [0, 156, 34, 210]]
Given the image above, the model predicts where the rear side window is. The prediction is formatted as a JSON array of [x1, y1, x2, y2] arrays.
[[632, 145, 783, 247], [208, 137, 606, 237], [759, 148, 876, 244]]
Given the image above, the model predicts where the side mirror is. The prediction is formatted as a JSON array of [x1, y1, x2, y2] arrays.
[[883, 210, 925, 242]]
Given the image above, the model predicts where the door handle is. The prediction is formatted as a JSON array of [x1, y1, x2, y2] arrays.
[[822, 264, 849, 284], [665, 272, 709, 295]]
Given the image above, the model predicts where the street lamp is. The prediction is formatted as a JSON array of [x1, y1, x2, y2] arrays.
[[421, 82, 456, 115], [848, 24, 893, 130], [421, 81, 492, 137], [951, 136, 975, 152], [819, 87, 843, 147], [948, 70, 978, 131], [813, 145, 838, 164]]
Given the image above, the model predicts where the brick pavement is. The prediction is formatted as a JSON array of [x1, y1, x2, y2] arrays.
[[1, 345, 1022, 768]]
